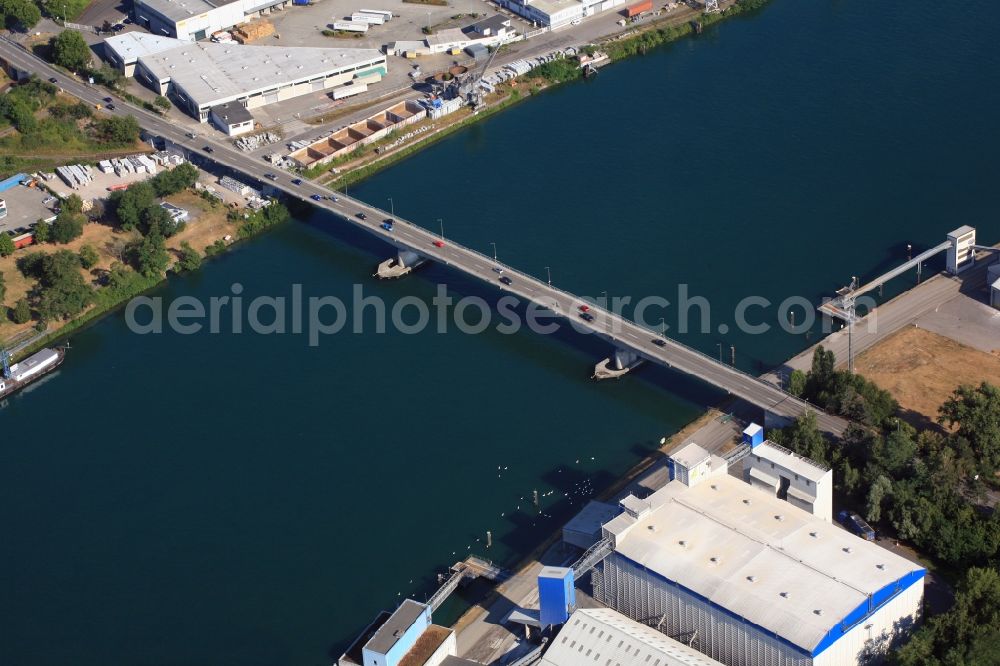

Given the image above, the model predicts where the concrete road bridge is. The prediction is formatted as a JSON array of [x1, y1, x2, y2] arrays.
[[0, 38, 852, 436]]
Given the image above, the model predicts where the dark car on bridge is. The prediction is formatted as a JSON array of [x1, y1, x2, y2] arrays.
[[579, 312, 595, 322], [291, 178, 302, 185], [652, 338, 666, 347], [264, 173, 277, 180], [499, 276, 512, 286], [203, 145, 214, 153], [356, 212, 367, 220], [310, 194, 323, 201], [381, 219, 394, 231]]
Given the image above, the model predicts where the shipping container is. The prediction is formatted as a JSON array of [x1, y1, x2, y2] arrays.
[[332, 83, 368, 99], [333, 21, 369, 32], [359, 9, 393, 20], [351, 12, 384, 24], [108, 183, 129, 191], [624, 0, 652, 16]]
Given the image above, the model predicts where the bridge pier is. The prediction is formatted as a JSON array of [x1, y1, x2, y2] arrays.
[[375, 248, 426, 279], [593, 348, 644, 380]]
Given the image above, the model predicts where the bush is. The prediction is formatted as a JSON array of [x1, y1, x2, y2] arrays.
[[10, 297, 31, 324], [0, 233, 14, 257], [78, 244, 99, 269], [33, 220, 50, 244], [0, 0, 41, 30], [153, 95, 171, 110], [176, 241, 201, 272], [50, 209, 85, 244]]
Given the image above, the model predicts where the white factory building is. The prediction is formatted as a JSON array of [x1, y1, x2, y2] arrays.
[[103, 33, 386, 125], [540, 608, 726, 666], [134, 0, 288, 41], [592, 442, 925, 666], [495, 0, 629, 29]]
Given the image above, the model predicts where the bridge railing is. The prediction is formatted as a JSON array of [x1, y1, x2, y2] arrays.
[[452, 242, 821, 416]]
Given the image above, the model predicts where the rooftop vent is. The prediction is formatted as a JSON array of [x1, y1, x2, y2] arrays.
[[876, 563, 886, 570], [710, 484, 717, 490], [743, 499, 751, 505], [809, 531, 819, 538], [709, 556, 719, 564], [647, 525, 657, 533], [678, 540, 687, 548], [843, 547, 853, 554], [814, 609, 824, 616], [747, 575, 757, 583], [780, 591, 791, 599], [775, 514, 784, 521]]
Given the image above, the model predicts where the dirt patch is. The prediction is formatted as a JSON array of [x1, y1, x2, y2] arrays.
[[855, 326, 1000, 429]]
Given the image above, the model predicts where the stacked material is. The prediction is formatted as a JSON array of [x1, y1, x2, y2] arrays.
[[233, 20, 274, 43]]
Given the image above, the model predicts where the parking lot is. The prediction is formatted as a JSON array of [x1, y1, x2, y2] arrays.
[[0, 184, 57, 236]]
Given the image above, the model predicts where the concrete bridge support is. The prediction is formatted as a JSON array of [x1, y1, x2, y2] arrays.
[[593, 348, 644, 380], [376, 248, 426, 279]]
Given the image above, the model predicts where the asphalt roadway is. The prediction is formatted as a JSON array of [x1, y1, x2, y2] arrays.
[[0, 36, 848, 437]]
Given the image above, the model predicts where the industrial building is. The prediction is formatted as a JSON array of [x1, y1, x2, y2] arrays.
[[494, 0, 628, 28], [134, 0, 291, 41], [989, 262, 1000, 310], [103, 33, 386, 123], [591, 440, 925, 666], [337, 599, 465, 666], [539, 608, 726, 666], [387, 15, 517, 57]]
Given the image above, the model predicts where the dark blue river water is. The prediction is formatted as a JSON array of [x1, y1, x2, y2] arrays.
[[1, 1, 996, 664]]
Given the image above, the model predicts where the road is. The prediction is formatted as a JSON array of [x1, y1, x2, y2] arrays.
[[0, 37, 848, 438]]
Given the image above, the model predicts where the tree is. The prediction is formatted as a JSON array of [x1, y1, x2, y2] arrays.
[[51, 208, 85, 244], [50, 30, 91, 72], [62, 194, 83, 214], [10, 297, 31, 324], [0, 0, 41, 30], [0, 233, 14, 257], [130, 231, 168, 278], [141, 204, 184, 238], [865, 474, 892, 523], [153, 95, 171, 110], [151, 163, 198, 196], [110, 181, 155, 231], [33, 219, 50, 244], [91, 115, 139, 145], [940, 383, 1000, 474], [176, 241, 201, 272], [78, 244, 99, 269], [31, 250, 94, 320], [788, 369, 806, 397], [769, 411, 829, 466]]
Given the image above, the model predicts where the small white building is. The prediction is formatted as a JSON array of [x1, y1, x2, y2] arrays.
[[210, 103, 254, 136]]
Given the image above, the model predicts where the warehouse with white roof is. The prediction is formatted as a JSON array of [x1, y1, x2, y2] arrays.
[[592, 445, 925, 666], [134, 0, 288, 41], [103, 33, 386, 126], [539, 608, 725, 666]]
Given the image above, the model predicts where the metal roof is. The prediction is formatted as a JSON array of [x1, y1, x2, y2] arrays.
[[669, 442, 711, 468], [136, 0, 223, 23], [211, 102, 252, 125], [104, 32, 183, 64], [602, 475, 923, 652], [539, 608, 725, 666], [108, 35, 384, 108], [364, 600, 428, 655]]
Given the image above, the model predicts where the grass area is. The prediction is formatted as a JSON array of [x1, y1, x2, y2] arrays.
[[45, 0, 93, 21], [855, 327, 1000, 429]]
